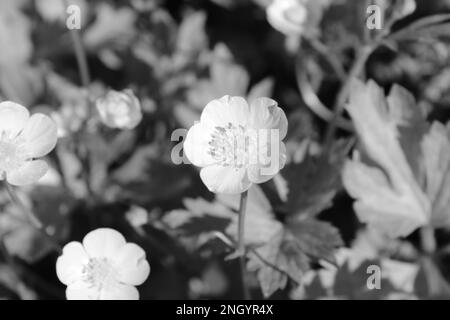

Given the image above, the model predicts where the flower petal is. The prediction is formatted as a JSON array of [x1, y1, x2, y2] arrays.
[[0, 101, 29, 137], [67, 280, 139, 300], [66, 280, 101, 300], [248, 141, 286, 184], [183, 122, 216, 167], [200, 165, 251, 194], [20, 114, 58, 158], [100, 283, 139, 300], [200, 95, 249, 127], [6, 159, 48, 186], [249, 97, 288, 139], [113, 243, 150, 286], [56, 242, 89, 286], [82, 228, 126, 258]]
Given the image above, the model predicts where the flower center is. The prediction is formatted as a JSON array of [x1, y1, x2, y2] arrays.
[[113, 101, 130, 116], [82, 257, 118, 293], [0, 133, 26, 176], [208, 123, 255, 169]]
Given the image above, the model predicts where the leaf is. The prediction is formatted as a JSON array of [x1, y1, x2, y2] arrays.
[[0, 6, 32, 65], [218, 186, 283, 246], [247, 228, 307, 298], [163, 198, 234, 236], [421, 121, 450, 227], [0, 64, 44, 106], [333, 260, 397, 299], [187, 44, 249, 109], [165, 186, 343, 298], [286, 219, 343, 264], [342, 80, 430, 238], [176, 11, 208, 55], [0, 186, 70, 263], [390, 14, 450, 42], [111, 145, 191, 203], [386, 84, 428, 179], [414, 257, 450, 299], [282, 151, 344, 219]]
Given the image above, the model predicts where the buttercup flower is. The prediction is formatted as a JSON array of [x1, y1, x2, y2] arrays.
[[96, 89, 142, 129], [0, 101, 57, 186], [267, 0, 307, 36], [266, 0, 331, 37], [183, 95, 287, 194], [56, 228, 150, 300]]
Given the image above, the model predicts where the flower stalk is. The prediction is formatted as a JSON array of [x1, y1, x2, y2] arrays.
[[420, 225, 436, 255], [63, 0, 90, 88], [4, 183, 62, 254], [238, 190, 251, 300]]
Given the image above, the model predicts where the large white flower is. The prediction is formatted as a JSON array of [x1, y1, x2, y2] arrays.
[[0, 101, 57, 186], [56, 228, 150, 300], [183, 95, 288, 194]]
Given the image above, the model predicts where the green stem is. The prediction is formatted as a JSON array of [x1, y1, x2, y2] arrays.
[[323, 44, 374, 150], [238, 190, 250, 300], [63, 0, 90, 88], [323, 9, 398, 151], [62, 0, 95, 199], [420, 225, 436, 255], [304, 36, 347, 82], [4, 183, 62, 254]]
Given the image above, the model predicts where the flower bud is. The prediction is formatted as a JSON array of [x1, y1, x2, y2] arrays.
[[96, 89, 142, 129], [266, 0, 308, 36]]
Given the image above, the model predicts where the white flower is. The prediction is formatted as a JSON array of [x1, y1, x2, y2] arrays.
[[0, 101, 57, 186], [35, 0, 87, 24], [266, 0, 331, 37], [96, 89, 142, 130], [56, 228, 150, 300], [266, 0, 308, 36], [183, 95, 288, 194]]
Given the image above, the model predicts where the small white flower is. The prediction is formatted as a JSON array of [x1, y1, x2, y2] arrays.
[[96, 89, 142, 130], [56, 228, 150, 300], [266, 0, 331, 37], [183, 95, 288, 194], [266, 0, 308, 36], [0, 101, 58, 186]]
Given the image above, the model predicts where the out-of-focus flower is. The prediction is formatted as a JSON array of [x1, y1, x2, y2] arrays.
[[266, 0, 331, 37], [0, 101, 57, 186], [96, 89, 142, 130], [183, 95, 287, 194], [56, 228, 150, 300], [51, 100, 89, 138], [266, 0, 308, 36], [35, 0, 88, 24], [125, 205, 149, 228]]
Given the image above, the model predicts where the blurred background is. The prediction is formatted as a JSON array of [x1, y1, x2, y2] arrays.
[[1, 0, 450, 300]]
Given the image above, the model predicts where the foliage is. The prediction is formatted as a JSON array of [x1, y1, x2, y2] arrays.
[[1, 0, 450, 300]]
